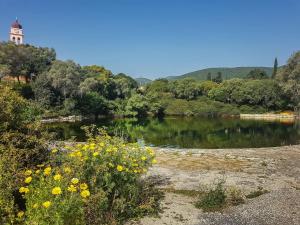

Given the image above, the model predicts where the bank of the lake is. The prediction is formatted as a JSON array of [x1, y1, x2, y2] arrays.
[[130, 145, 300, 225]]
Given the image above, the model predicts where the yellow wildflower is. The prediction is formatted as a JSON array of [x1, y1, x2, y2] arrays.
[[35, 169, 40, 174], [19, 187, 29, 194], [17, 211, 24, 218], [44, 167, 51, 176], [64, 167, 71, 173], [93, 152, 99, 157], [71, 178, 79, 184], [54, 174, 62, 181], [33, 203, 38, 209], [152, 159, 157, 164], [147, 148, 155, 156], [24, 170, 32, 176], [25, 176, 32, 184], [80, 190, 90, 198], [82, 145, 88, 151], [76, 151, 82, 157], [67, 185, 77, 192], [52, 187, 62, 195], [80, 183, 88, 190], [117, 165, 123, 172], [42, 201, 51, 208], [51, 148, 58, 153], [141, 156, 147, 161], [69, 152, 76, 157]]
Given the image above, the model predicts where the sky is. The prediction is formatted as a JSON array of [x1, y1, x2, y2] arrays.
[[0, 0, 299, 79]]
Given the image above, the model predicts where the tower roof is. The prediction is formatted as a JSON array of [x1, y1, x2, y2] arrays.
[[11, 19, 22, 29]]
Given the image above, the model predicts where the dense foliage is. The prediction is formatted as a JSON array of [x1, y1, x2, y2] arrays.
[[0, 42, 300, 118], [0, 85, 49, 223], [276, 51, 300, 111], [0, 86, 161, 224]]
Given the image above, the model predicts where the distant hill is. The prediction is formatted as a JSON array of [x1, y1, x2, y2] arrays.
[[166, 67, 274, 81], [135, 77, 152, 85]]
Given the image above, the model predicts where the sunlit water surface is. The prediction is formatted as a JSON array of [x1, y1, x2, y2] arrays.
[[44, 116, 300, 149]]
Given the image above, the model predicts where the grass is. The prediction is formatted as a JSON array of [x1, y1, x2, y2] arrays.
[[246, 187, 269, 199], [164, 188, 204, 197]]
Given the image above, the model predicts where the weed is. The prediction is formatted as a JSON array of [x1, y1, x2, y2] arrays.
[[195, 181, 226, 212], [227, 187, 245, 206], [246, 187, 269, 199]]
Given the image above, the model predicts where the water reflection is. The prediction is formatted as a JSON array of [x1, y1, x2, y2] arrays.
[[44, 116, 300, 149]]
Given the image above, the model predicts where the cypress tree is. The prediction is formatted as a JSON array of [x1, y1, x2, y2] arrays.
[[207, 72, 212, 81], [272, 57, 278, 79]]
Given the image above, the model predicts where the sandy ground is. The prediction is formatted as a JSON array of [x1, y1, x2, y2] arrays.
[[128, 145, 300, 225]]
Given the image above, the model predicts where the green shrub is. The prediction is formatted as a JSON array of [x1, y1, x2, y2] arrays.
[[195, 181, 227, 212], [0, 85, 49, 224]]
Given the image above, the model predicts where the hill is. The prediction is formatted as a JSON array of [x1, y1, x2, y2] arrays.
[[166, 67, 273, 80], [135, 77, 152, 85]]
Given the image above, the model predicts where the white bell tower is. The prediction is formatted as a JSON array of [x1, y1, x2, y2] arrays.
[[10, 18, 24, 45]]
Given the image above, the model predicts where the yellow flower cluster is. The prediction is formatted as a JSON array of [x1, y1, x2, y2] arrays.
[[19, 187, 29, 194], [19, 133, 157, 221], [52, 187, 62, 195], [44, 167, 52, 176], [42, 201, 51, 208]]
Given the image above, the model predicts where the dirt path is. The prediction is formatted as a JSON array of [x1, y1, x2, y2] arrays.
[[129, 145, 300, 225]]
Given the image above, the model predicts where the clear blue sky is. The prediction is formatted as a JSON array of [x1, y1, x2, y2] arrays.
[[0, 0, 299, 79]]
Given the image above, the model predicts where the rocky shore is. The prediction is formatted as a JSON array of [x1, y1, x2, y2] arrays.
[[129, 145, 300, 225]]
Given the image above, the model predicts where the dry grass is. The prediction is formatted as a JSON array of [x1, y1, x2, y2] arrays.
[[155, 152, 251, 172]]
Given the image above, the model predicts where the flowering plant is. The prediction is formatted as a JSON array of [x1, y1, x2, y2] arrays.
[[18, 128, 157, 224]]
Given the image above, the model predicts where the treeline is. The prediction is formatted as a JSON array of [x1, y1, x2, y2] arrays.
[[0, 41, 300, 118]]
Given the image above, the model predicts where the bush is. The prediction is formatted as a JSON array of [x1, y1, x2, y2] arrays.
[[195, 181, 227, 212], [18, 128, 159, 224], [0, 85, 49, 223]]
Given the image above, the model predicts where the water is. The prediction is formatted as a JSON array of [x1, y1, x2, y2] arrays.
[[44, 116, 300, 149]]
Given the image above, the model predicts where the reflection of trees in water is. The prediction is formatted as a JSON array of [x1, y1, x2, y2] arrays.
[[44, 117, 300, 148]]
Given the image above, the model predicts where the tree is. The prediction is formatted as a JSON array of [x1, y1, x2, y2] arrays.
[[0, 42, 56, 82], [0, 65, 11, 82], [207, 72, 212, 81], [113, 73, 138, 99], [277, 51, 300, 110], [246, 69, 268, 79], [199, 80, 219, 96], [169, 78, 201, 100], [212, 72, 223, 83], [77, 92, 109, 118], [82, 65, 112, 80], [125, 93, 149, 117], [272, 57, 278, 79], [46, 60, 83, 99], [32, 73, 59, 107], [79, 77, 103, 96]]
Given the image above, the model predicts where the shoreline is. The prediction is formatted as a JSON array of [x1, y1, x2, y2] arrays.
[[131, 144, 300, 225]]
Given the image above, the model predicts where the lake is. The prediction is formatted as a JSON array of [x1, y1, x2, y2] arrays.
[[44, 116, 300, 149]]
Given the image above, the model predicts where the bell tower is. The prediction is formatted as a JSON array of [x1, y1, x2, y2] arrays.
[[10, 18, 24, 45]]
